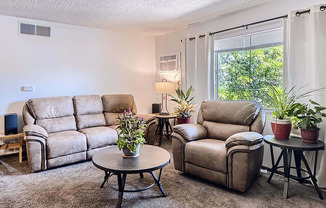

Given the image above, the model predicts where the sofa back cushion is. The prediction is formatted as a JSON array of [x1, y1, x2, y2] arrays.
[[102, 94, 137, 126], [198, 100, 260, 126], [27, 96, 76, 133], [73, 95, 106, 130], [28, 96, 74, 119]]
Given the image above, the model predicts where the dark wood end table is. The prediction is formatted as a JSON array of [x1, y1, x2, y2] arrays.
[[154, 113, 177, 146], [92, 145, 171, 208], [264, 135, 325, 199]]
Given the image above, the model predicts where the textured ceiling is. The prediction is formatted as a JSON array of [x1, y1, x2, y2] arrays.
[[0, 0, 274, 36]]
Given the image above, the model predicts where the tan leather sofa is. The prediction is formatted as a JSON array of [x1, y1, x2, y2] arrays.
[[23, 94, 157, 172], [172, 100, 266, 192]]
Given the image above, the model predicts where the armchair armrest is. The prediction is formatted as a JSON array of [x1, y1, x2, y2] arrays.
[[173, 124, 207, 142], [136, 114, 156, 124], [23, 124, 48, 140], [225, 132, 263, 150]]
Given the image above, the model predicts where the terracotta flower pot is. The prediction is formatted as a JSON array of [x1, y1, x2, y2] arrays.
[[300, 128, 320, 144], [177, 117, 191, 124], [270, 118, 291, 139]]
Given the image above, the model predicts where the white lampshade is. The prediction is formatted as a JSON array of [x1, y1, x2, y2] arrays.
[[155, 82, 175, 93]]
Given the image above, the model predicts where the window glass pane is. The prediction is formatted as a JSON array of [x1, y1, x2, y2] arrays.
[[214, 28, 283, 107]]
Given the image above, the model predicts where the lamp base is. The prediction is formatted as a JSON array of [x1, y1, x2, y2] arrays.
[[159, 112, 170, 115]]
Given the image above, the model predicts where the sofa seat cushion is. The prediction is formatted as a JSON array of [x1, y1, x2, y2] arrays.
[[47, 131, 87, 159], [185, 139, 227, 173], [79, 127, 118, 150]]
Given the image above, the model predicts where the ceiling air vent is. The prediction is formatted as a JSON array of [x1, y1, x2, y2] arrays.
[[19, 23, 51, 37]]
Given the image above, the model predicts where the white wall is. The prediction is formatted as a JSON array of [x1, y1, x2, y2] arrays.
[[155, 0, 326, 167], [155, 28, 187, 113], [0, 15, 156, 134]]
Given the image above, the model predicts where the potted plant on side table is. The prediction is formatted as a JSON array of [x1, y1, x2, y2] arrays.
[[116, 109, 147, 158], [265, 86, 297, 139], [293, 99, 326, 143], [169, 86, 197, 124], [265, 85, 325, 140]]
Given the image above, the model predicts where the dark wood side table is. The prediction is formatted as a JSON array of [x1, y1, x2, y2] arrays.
[[154, 113, 177, 146], [264, 135, 324, 199], [92, 145, 171, 208]]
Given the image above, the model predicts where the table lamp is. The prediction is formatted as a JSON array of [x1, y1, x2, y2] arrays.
[[155, 79, 175, 115]]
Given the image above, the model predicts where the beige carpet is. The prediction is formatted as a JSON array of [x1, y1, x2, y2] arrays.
[[1, 140, 326, 208]]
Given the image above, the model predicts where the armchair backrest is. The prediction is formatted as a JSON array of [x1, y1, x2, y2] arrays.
[[197, 100, 265, 140]]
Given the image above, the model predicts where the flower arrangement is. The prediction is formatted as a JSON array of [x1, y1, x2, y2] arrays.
[[169, 86, 197, 118], [116, 108, 146, 154]]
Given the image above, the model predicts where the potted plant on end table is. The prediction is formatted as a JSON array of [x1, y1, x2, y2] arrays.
[[116, 109, 147, 158], [169, 86, 197, 124], [265, 86, 297, 139], [265, 85, 325, 139], [293, 99, 326, 143]]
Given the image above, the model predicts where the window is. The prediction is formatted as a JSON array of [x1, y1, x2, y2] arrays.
[[214, 28, 283, 107]]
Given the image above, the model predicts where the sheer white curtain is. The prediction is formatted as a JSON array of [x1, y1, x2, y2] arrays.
[[185, 35, 211, 122], [286, 4, 326, 187]]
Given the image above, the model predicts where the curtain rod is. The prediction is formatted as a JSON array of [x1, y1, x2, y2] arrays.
[[296, 5, 326, 16], [209, 15, 288, 36]]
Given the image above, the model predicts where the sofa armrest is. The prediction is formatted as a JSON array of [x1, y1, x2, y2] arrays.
[[173, 124, 207, 142], [136, 114, 156, 124], [23, 124, 48, 172], [23, 124, 48, 140], [225, 132, 263, 150]]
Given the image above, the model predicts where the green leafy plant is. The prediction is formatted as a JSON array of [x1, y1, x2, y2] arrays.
[[292, 100, 326, 129], [265, 86, 297, 120], [265, 85, 325, 120], [116, 109, 146, 153], [169, 86, 197, 118]]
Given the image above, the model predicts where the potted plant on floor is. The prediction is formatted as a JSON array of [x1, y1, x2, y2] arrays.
[[169, 86, 197, 124], [116, 108, 147, 158], [292, 99, 326, 143]]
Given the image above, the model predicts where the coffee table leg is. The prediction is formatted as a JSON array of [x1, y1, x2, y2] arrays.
[[268, 149, 284, 183], [117, 173, 127, 208], [150, 168, 166, 197], [300, 152, 324, 200], [140, 173, 144, 178], [100, 171, 111, 188]]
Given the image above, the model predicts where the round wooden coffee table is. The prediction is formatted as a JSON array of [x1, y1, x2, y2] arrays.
[[92, 145, 171, 208]]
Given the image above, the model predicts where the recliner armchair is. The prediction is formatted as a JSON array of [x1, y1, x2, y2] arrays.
[[172, 100, 266, 192]]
